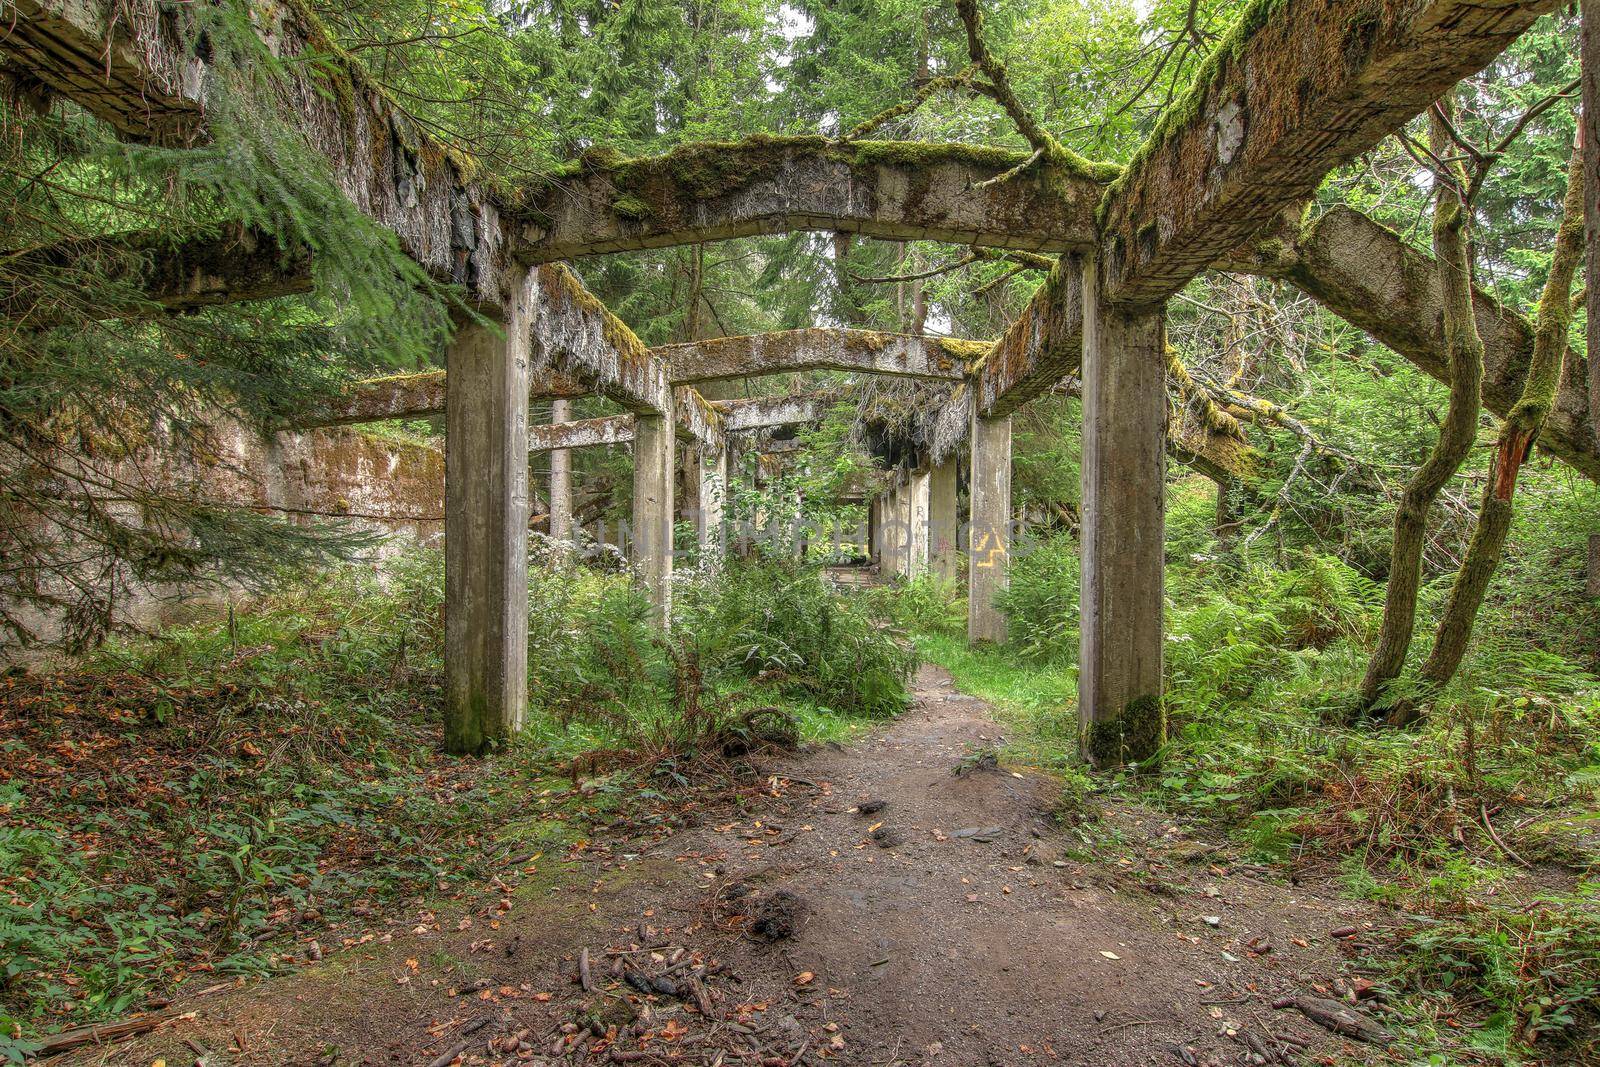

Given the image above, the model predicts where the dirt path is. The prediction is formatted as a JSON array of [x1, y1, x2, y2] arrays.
[[74, 665, 1385, 1066]]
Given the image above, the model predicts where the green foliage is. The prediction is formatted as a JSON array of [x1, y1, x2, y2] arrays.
[[995, 531, 1079, 664], [676, 558, 916, 719]]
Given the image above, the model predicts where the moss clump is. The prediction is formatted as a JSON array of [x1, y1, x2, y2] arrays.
[[934, 338, 993, 364], [611, 195, 652, 222], [1085, 694, 1165, 768]]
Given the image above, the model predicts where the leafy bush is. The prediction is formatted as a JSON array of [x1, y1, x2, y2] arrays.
[[676, 558, 916, 718], [995, 532, 1079, 664]]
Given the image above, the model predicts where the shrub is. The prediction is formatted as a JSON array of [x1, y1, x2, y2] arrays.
[[676, 558, 915, 718]]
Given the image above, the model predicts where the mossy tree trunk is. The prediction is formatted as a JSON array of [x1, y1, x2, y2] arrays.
[[1396, 142, 1586, 723], [1358, 101, 1486, 713]]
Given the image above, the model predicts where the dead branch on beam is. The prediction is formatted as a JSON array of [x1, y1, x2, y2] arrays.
[[843, 70, 976, 141]]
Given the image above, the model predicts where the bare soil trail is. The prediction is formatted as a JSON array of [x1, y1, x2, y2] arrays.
[[69, 665, 1386, 1067]]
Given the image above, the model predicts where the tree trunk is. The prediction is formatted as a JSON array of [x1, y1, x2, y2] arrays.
[[1358, 102, 1486, 712], [1400, 142, 1586, 721]]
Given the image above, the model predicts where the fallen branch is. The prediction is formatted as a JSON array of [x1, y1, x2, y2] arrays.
[[32, 1010, 197, 1055]]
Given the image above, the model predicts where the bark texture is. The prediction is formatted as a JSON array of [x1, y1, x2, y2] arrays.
[[1358, 111, 1485, 711], [1406, 144, 1585, 713]]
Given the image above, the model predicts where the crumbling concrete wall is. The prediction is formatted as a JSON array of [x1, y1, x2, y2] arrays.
[[4, 418, 444, 654]]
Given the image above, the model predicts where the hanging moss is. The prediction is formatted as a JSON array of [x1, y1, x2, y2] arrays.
[[1085, 694, 1165, 768]]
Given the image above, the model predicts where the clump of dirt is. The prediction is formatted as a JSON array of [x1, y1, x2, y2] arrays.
[[746, 889, 807, 941]]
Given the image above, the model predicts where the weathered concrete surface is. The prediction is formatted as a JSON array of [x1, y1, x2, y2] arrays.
[[975, 270, 1257, 478], [1, 226, 312, 327], [929, 459, 960, 583], [294, 367, 587, 428], [517, 137, 1106, 262], [1228, 204, 1598, 481], [977, 255, 1086, 419], [674, 387, 725, 454], [1100, 0, 1560, 307], [967, 409, 1011, 645], [696, 445, 728, 564], [905, 468, 931, 581], [443, 313, 530, 756], [547, 400, 572, 543], [632, 409, 675, 624], [527, 264, 668, 415], [1, 417, 444, 655], [0, 0, 204, 142], [528, 414, 633, 452], [661, 329, 976, 385], [714, 392, 838, 433], [1079, 267, 1165, 768], [1, 0, 515, 306]]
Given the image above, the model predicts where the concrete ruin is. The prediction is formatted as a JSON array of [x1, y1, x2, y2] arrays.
[[1, 0, 1578, 762]]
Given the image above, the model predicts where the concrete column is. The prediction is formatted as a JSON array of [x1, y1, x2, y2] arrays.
[[632, 403, 675, 625], [868, 497, 882, 566], [697, 445, 727, 566], [929, 459, 959, 582], [444, 310, 530, 755], [906, 468, 931, 580], [1079, 258, 1167, 769], [885, 485, 905, 578], [967, 406, 1011, 644], [547, 398, 572, 545]]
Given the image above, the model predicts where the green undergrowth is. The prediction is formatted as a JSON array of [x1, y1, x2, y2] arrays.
[[0, 550, 911, 1054], [871, 533, 1600, 1064]]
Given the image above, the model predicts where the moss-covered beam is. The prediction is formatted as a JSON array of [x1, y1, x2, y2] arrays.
[[715, 391, 840, 433], [526, 389, 837, 452], [1, 0, 515, 308], [0, 226, 313, 327], [525, 263, 670, 415], [293, 366, 589, 428], [0, 0, 204, 143], [975, 254, 1084, 419], [514, 136, 1111, 262], [660, 328, 982, 385], [528, 414, 633, 452], [1225, 204, 1598, 481], [1099, 0, 1560, 308]]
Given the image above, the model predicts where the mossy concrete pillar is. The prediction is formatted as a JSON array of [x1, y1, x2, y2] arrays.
[[929, 459, 959, 582], [1079, 257, 1166, 769], [632, 403, 675, 625], [968, 406, 1011, 645], [548, 399, 573, 545], [906, 468, 931, 580], [444, 310, 530, 755], [697, 445, 727, 566]]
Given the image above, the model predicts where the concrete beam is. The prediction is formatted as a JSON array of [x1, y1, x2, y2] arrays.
[[967, 408, 1011, 645], [714, 392, 839, 433], [1, 0, 515, 306], [0, 0, 204, 143], [661, 329, 978, 385], [1099, 0, 1559, 308], [1228, 204, 1598, 481], [517, 137, 1107, 262], [1079, 265, 1165, 769], [296, 367, 587, 428], [0, 227, 312, 327], [527, 263, 669, 415], [976, 255, 1085, 419], [527, 414, 633, 452]]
